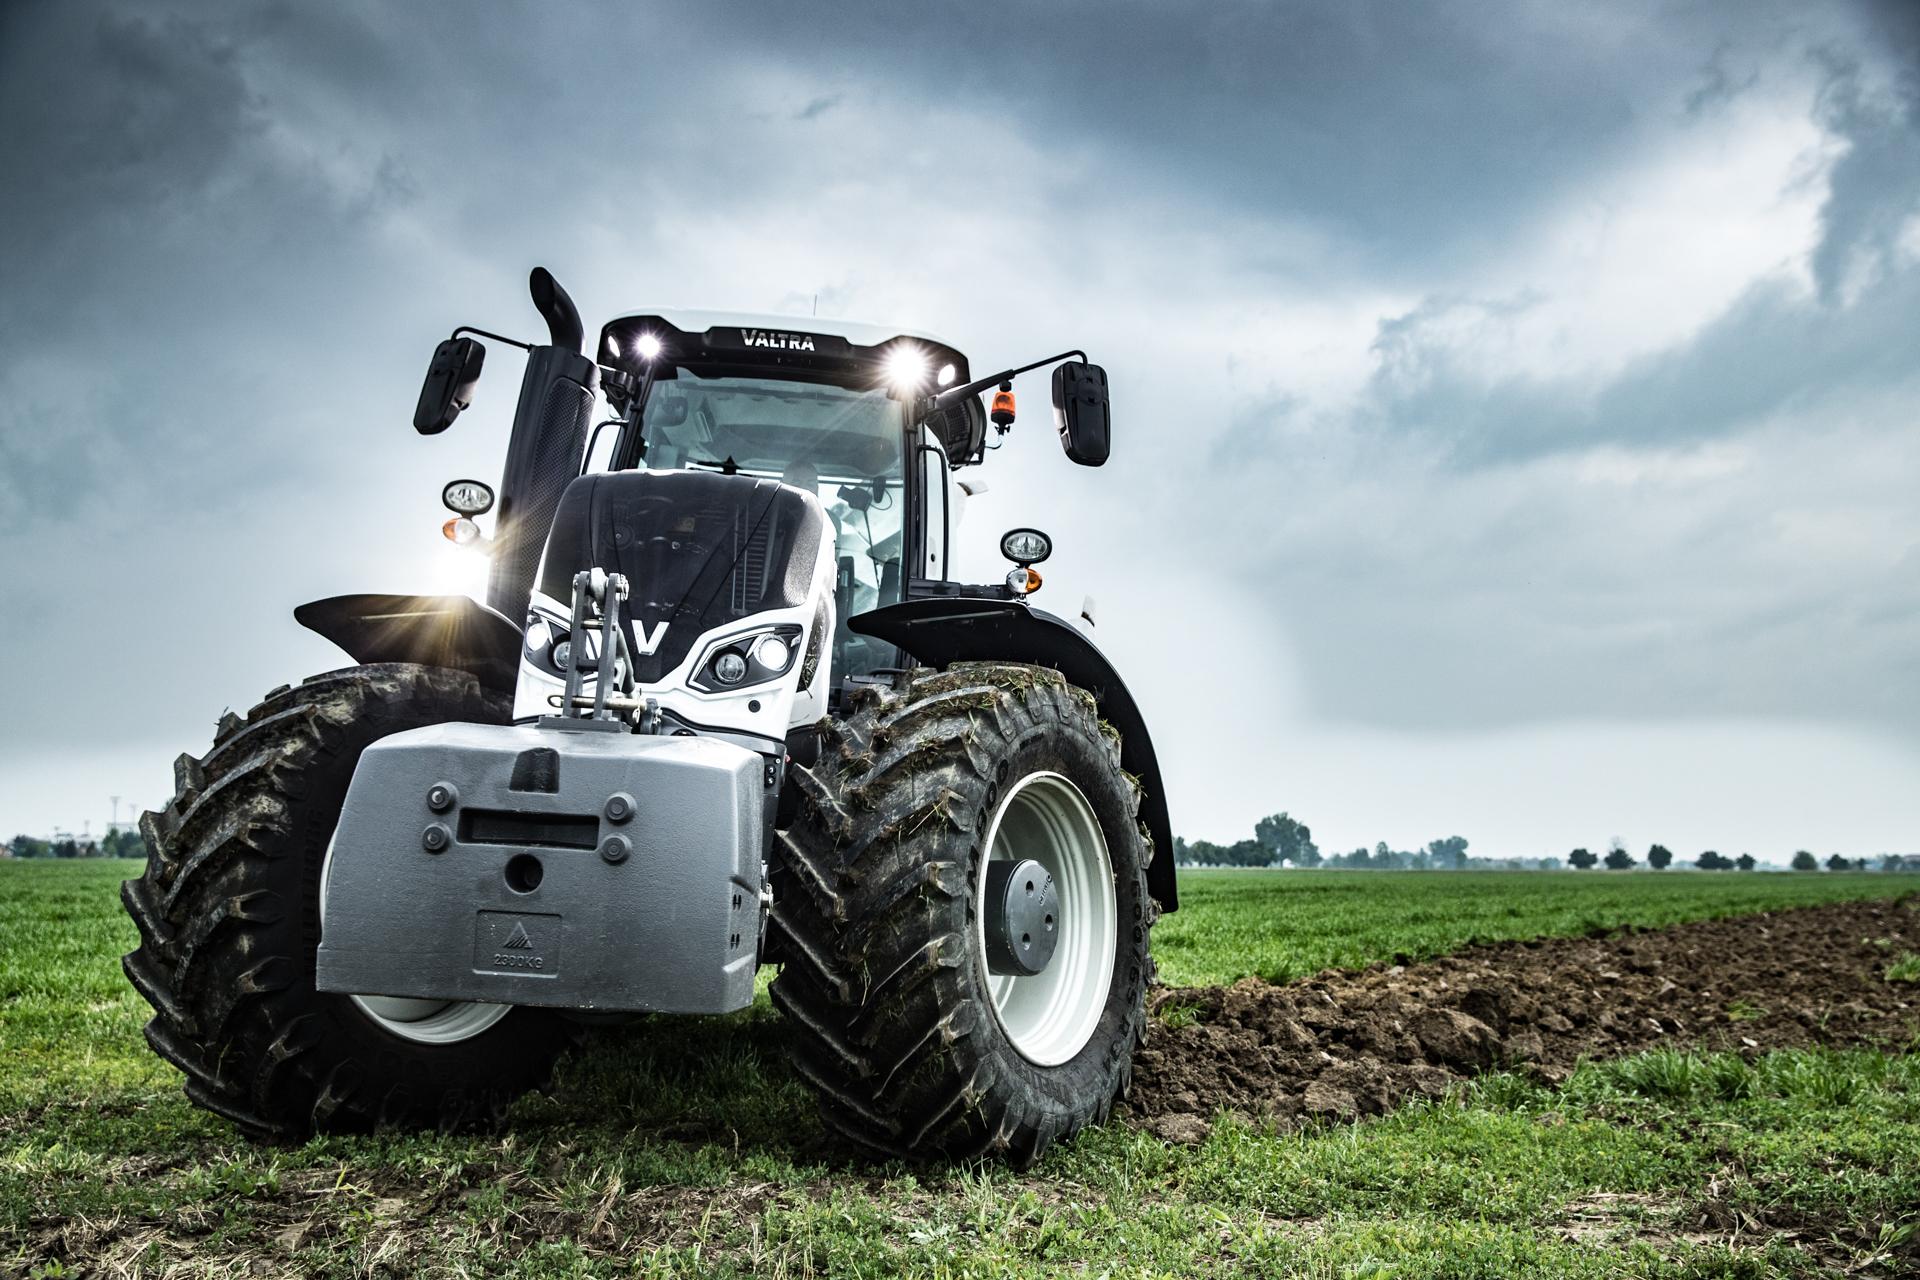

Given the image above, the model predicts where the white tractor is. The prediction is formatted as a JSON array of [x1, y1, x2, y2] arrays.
[[122, 268, 1177, 1163]]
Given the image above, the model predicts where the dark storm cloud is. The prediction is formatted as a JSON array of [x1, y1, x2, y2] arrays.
[[1, 0, 1916, 840], [1340, 265, 1920, 467], [1153, 1, 1920, 737], [1808, 38, 1920, 301], [1258, 2, 1920, 469], [0, 5, 433, 526], [675, 3, 1688, 273], [0, 10, 255, 257]]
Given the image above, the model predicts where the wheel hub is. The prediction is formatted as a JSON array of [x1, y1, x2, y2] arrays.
[[975, 771, 1117, 1067], [984, 857, 1060, 976]]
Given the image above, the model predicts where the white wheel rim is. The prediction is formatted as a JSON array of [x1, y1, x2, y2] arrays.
[[976, 771, 1116, 1067], [320, 836, 511, 1045]]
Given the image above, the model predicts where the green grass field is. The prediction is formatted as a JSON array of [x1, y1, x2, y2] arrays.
[[5, 860, 1918, 1277]]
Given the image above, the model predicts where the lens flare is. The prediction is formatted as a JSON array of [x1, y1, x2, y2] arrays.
[[884, 343, 929, 390]]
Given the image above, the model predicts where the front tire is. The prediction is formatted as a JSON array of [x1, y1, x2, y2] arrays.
[[770, 663, 1154, 1164], [121, 664, 571, 1138]]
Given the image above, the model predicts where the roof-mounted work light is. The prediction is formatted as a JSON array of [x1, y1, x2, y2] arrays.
[[883, 342, 930, 391]]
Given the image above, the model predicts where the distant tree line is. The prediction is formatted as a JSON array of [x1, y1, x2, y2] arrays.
[[1174, 812, 1322, 869], [1566, 840, 1757, 871], [4, 830, 144, 859], [1173, 817, 1534, 870], [1172, 816, 1916, 872]]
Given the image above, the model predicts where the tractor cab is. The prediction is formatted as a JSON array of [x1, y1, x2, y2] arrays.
[[588, 312, 986, 683]]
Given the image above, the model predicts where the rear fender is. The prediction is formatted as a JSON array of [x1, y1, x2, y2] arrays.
[[851, 596, 1178, 912], [295, 594, 522, 695]]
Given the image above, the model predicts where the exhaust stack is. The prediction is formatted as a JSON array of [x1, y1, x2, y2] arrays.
[[486, 268, 598, 619]]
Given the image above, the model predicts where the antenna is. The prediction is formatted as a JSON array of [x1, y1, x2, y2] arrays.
[[812, 293, 818, 317]]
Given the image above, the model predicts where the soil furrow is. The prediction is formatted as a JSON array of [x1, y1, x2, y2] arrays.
[[1125, 894, 1920, 1141]]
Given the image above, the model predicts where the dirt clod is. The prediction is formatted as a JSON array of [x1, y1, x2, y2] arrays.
[[1413, 1007, 1499, 1070], [1128, 896, 1920, 1130], [1147, 1113, 1212, 1145]]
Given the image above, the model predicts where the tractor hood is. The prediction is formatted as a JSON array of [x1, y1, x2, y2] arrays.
[[535, 469, 826, 686]]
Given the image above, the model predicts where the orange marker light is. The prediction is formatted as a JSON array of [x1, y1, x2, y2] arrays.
[[1006, 566, 1042, 596], [443, 516, 479, 545]]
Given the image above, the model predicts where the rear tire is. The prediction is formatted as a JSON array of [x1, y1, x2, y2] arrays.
[[121, 663, 572, 1139], [770, 663, 1154, 1165]]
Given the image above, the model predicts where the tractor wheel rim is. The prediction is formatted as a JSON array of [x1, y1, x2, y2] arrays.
[[320, 835, 511, 1045], [976, 771, 1116, 1067]]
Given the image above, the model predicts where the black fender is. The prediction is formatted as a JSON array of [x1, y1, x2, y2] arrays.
[[294, 594, 523, 696], [852, 596, 1178, 912]]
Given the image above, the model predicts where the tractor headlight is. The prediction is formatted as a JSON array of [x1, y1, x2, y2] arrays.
[[527, 609, 592, 677], [752, 634, 792, 673], [690, 624, 807, 693]]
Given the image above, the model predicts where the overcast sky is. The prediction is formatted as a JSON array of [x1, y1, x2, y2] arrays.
[[2, 0, 1916, 861]]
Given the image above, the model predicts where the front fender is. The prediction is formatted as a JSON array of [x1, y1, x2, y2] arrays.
[[294, 594, 523, 695], [852, 596, 1178, 912]]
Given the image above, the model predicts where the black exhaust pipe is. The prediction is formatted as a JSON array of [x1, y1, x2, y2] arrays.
[[486, 268, 597, 620], [529, 266, 585, 352]]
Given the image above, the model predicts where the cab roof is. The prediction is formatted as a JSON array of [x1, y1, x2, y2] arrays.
[[595, 308, 975, 399], [603, 309, 960, 355]]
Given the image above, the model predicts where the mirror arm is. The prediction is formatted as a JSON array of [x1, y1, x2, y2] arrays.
[[927, 349, 1088, 413], [451, 325, 532, 352]]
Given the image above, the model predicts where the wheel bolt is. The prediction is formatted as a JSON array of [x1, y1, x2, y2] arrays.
[[599, 834, 631, 864], [422, 824, 450, 853], [427, 783, 457, 813], [604, 792, 635, 823]]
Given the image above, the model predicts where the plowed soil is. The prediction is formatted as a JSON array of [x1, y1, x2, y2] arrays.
[[1125, 895, 1920, 1142]]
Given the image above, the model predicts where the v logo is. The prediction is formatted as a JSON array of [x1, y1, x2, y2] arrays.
[[633, 620, 670, 656]]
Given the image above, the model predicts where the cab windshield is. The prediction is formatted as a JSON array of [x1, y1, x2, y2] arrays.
[[633, 372, 909, 676]]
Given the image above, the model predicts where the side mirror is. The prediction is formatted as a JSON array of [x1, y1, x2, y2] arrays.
[[413, 337, 486, 435], [1051, 362, 1110, 466]]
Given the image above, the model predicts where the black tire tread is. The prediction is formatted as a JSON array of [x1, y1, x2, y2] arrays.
[[121, 663, 567, 1138], [770, 662, 1153, 1165]]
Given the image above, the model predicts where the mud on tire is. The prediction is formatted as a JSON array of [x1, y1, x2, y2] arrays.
[[769, 662, 1154, 1165], [121, 663, 571, 1139]]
